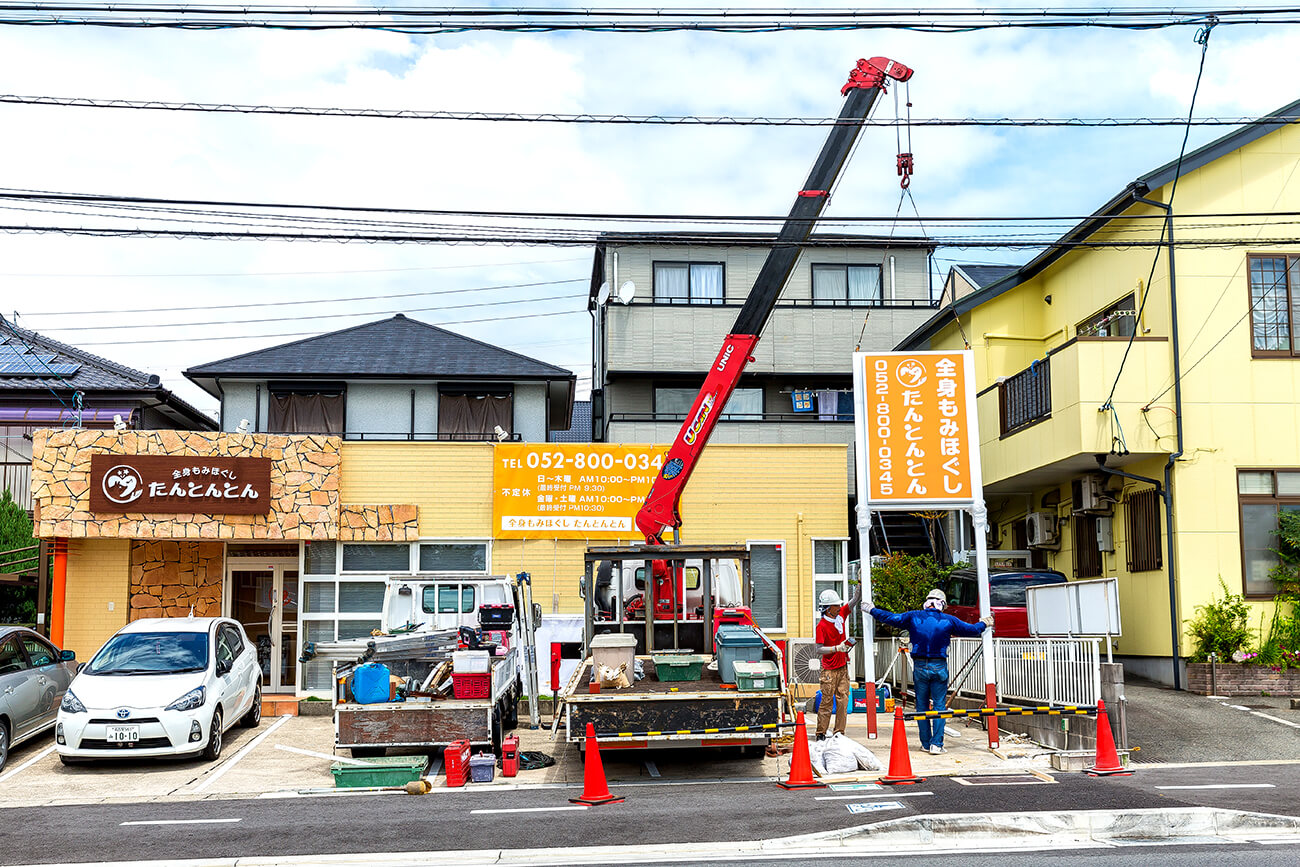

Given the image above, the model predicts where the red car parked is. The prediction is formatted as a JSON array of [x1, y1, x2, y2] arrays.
[[944, 568, 1068, 637]]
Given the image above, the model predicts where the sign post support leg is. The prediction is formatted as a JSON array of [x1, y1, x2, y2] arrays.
[[857, 503, 877, 739], [971, 500, 998, 750]]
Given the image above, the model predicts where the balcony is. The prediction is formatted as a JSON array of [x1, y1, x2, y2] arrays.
[[976, 337, 1174, 492]]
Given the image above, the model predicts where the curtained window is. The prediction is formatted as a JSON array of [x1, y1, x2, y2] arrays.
[[812, 264, 883, 305], [653, 262, 724, 304], [268, 392, 344, 434], [438, 391, 513, 439]]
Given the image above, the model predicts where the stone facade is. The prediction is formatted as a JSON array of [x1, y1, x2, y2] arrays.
[[1186, 662, 1300, 696], [30, 429, 417, 542], [129, 540, 223, 620], [339, 504, 419, 542]]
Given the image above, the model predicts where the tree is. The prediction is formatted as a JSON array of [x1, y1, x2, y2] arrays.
[[0, 489, 38, 625]]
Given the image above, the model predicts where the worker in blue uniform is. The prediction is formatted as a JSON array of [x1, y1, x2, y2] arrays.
[[869, 589, 991, 754]]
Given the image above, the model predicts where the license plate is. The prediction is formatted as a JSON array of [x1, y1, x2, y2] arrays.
[[106, 725, 140, 743]]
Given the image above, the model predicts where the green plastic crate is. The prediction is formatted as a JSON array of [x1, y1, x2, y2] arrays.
[[331, 754, 429, 788], [733, 660, 780, 692], [652, 653, 708, 682]]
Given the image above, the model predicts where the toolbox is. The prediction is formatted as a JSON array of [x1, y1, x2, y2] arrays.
[[477, 604, 515, 628], [469, 752, 496, 783], [732, 660, 780, 691], [715, 625, 764, 684], [444, 739, 472, 787], [501, 735, 520, 777], [651, 653, 708, 682], [331, 754, 428, 788]]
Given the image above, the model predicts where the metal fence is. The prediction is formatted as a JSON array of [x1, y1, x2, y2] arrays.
[[872, 636, 1102, 707]]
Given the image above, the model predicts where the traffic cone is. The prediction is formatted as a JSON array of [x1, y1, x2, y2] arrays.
[[777, 711, 825, 789], [570, 723, 625, 805], [879, 705, 925, 786], [1085, 699, 1132, 777]]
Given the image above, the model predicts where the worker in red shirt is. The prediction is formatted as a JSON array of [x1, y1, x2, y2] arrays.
[[814, 583, 861, 740]]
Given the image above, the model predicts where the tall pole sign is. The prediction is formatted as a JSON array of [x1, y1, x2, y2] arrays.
[[852, 350, 998, 747]]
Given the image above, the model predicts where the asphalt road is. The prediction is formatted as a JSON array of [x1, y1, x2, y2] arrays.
[[656, 849, 1300, 867], [1124, 677, 1300, 763], [1, 763, 1298, 865]]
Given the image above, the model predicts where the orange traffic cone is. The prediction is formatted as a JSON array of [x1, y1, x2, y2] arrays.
[[570, 723, 625, 805], [777, 711, 825, 789], [879, 705, 925, 785], [1085, 699, 1132, 777]]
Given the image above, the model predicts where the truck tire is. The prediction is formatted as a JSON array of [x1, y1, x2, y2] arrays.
[[351, 746, 387, 758], [491, 703, 504, 749]]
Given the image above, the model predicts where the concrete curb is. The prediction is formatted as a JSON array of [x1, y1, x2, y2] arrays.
[[11, 808, 1300, 867]]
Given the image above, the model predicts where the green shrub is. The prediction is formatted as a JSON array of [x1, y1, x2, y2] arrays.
[[867, 553, 965, 635], [1185, 579, 1252, 663]]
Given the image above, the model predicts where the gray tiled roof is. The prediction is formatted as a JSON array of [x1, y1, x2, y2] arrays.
[[0, 315, 158, 392], [185, 314, 574, 385], [954, 264, 1019, 290], [551, 400, 591, 443]]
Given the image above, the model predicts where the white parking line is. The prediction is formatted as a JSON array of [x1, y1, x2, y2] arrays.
[[274, 744, 381, 767], [814, 792, 935, 801], [0, 745, 55, 783], [119, 818, 242, 826], [1250, 711, 1300, 730], [1154, 784, 1276, 790], [191, 714, 291, 793], [470, 806, 589, 814]]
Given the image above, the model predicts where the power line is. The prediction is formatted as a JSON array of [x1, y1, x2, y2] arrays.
[[0, 5, 1288, 33], [0, 254, 585, 279], [3, 94, 1296, 129]]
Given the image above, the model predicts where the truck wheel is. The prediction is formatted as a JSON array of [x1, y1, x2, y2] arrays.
[[491, 704, 504, 749], [351, 746, 386, 758]]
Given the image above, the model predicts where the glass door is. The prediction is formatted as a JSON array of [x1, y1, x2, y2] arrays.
[[230, 562, 298, 693]]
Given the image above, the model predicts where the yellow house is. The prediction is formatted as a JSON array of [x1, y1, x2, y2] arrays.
[[899, 99, 1300, 687]]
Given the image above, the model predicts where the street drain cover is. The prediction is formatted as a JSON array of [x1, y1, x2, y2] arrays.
[[952, 774, 1052, 786]]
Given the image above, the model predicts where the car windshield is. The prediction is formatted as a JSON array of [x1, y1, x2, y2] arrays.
[[990, 575, 1065, 607], [86, 632, 210, 675]]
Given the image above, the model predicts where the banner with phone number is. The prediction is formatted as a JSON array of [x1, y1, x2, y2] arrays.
[[492, 443, 664, 539]]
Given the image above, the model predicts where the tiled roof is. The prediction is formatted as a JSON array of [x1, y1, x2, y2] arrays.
[[954, 264, 1019, 290], [185, 314, 574, 387], [0, 315, 158, 392], [551, 400, 592, 442]]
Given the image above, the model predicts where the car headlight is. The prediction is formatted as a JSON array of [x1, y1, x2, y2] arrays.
[[165, 686, 207, 712], [60, 690, 87, 714]]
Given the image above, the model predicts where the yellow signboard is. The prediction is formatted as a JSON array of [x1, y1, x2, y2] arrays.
[[492, 444, 664, 539], [856, 351, 978, 505]]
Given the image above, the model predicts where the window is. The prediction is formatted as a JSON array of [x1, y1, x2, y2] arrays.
[[419, 543, 488, 572], [1125, 487, 1162, 573], [748, 542, 786, 631], [268, 388, 345, 434], [812, 539, 848, 611], [341, 544, 410, 572], [633, 566, 701, 591], [1077, 294, 1137, 338], [0, 637, 27, 675], [1248, 256, 1300, 355], [1238, 469, 1300, 596], [422, 585, 476, 614], [655, 387, 763, 419], [1072, 515, 1102, 578], [438, 390, 513, 439], [21, 637, 57, 667], [653, 262, 724, 304], [811, 264, 882, 305], [217, 627, 240, 668], [305, 542, 337, 575]]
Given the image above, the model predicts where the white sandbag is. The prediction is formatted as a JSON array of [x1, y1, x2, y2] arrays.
[[837, 733, 884, 771], [821, 733, 859, 775], [808, 738, 829, 777]]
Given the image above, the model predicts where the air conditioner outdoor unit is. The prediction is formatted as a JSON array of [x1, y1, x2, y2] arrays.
[[1073, 474, 1113, 514], [786, 638, 822, 685], [1025, 511, 1059, 548]]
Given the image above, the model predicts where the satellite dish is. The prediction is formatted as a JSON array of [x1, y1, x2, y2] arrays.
[[617, 281, 636, 304], [595, 281, 611, 306]]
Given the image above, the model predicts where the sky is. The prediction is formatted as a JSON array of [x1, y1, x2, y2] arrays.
[[2, 2, 1299, 419]]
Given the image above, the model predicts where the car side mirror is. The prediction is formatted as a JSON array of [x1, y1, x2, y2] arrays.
[[216, 661, 231, 677], [60, 649, 76, 661], [578, 576, 587, 599]]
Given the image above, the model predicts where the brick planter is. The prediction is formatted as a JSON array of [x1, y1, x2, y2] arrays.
[[1186, 662, 1300, 696]]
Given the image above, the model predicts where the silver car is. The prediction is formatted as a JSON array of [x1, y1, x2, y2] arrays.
[[0, 626, 78, 772]]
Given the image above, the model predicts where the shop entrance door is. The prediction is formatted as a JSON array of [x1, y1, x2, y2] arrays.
[[230, 562, 299, 693]]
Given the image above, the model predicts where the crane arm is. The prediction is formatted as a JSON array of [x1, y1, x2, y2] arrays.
[[634, 57, 913, 546]]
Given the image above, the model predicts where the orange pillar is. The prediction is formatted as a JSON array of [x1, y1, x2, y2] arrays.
[[51, 538, 68, 647]]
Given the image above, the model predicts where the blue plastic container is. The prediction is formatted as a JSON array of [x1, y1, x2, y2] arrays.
[[715, 625, 764, 684], [351, 662, 392, 704]]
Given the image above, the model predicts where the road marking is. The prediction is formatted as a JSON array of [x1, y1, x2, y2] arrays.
[[815, 792, 934, 801], [191, 714, 291, 793], [0, 745, 55, 783], [1249, 711, 1300, 730], [846, 801, 905, 814], [119, 818, 242, 826], [274, 744, 384, 767], [1154, 783, 1277, 790], [470, 806, 589, 814]]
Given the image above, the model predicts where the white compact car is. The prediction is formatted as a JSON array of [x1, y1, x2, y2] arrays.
[[56, 617, 261, 764]]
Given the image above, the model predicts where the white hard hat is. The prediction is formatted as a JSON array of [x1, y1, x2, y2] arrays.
[[818, 588, 843, 607], [924, 589, 947, 608]]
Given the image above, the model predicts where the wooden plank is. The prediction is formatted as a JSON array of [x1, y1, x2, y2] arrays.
[[337, 704, 491, 747]]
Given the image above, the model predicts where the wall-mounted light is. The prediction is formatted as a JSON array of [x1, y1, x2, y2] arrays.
[[1044, 295, 1053, 305]]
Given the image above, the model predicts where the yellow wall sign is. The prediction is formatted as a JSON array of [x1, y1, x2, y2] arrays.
[[492, 444, 664, 539], [856, 351, 978, 506]]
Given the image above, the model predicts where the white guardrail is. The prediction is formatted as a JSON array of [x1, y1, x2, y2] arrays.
[[871, 636, 1102, 707]]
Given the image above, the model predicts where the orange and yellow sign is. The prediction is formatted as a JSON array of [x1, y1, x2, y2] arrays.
[[859, 351, 976, 504], [492, 443, 664, 539]]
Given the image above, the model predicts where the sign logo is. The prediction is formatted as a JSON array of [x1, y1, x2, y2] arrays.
[[895, 358, 928, 388], [101, 465, 144, 505], [662, 458, 684, 480], [682, 393, 716, 446], [716, 344, 735, 371], [115, 708, 131, 720]]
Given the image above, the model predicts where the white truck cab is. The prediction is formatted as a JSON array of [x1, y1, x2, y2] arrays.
[[589, 558, 743, 622], [384, 574, 518, 635]]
